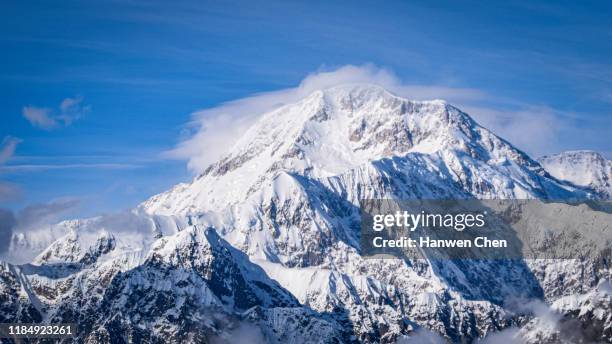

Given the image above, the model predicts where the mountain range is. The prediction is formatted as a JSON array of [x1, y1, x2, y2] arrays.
[[1, 85, 610, 343]]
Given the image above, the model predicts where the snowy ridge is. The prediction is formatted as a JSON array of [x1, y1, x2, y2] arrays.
[[540, 150, 611, 199]]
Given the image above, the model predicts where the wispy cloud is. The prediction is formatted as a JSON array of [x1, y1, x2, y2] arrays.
[[21, 106, 56, 130], [0, 136, 22, 164], [16, 197, 80, 229], [0, 182, 22, 202], [22, 96, 90, 130], [0, 136, 23, 203], [0, 209, 16, 253], [460, 105, 579, 158], [0, 163, 141, 172], [0, 198, 80, 254]]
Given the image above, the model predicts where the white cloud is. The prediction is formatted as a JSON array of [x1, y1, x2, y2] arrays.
[[0, 163, 140, 172], [396, 328, 447, 343], [477, 328, 524, 344], [16, 197, 80, 229], [0, 137, 23, 203], [22, 96, 90, 129], [210, 322, 266, 344], [0, 182, 22, 202], [0, 209, 16, 253], [0, 136, 22, 164], [461, 105, 574, 158], [22, 106, 56, 130], [0, 198, 80, 254], [58, 95, 90, 125]]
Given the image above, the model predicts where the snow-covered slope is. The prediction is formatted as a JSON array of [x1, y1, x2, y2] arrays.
[[1, 225, 343, 343], [540, 150, 611, 199], [1, 84, 609, 343]]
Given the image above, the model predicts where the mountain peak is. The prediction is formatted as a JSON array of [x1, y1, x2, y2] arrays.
[[220, 83, 541, 178], [539, 150, 611, 198], [142, 85, 579, 216], [311, 83, 449, 113], [314, 83, 405, 102], [203, 84, 470, 179]]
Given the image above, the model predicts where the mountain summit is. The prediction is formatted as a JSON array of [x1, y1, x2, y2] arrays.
[[144, 84, 576, 215]]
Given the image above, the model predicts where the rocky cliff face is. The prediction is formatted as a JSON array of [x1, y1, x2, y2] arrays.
[[1, 85, 609, 343]]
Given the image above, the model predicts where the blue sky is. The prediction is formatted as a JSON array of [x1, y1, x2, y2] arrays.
[[1, 0, 611, 219]]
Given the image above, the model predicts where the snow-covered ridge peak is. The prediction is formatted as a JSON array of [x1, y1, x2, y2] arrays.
[[33, 227, 116, 265], [540, 150, 609, 168], [142, 83, 558, 215], [312, 83, 446, 106], [539, 150, 611, 198], [201, 83, 534, 180]]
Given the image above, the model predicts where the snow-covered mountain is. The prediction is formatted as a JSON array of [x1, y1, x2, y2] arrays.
[[1, 85, 609, 343], [539, 150, 611, 199]]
